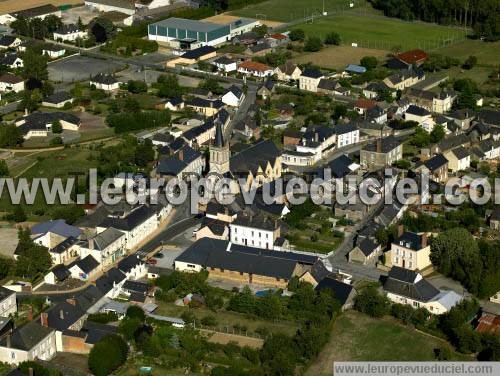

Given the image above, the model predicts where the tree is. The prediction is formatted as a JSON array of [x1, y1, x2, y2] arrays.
[[44, 15, 62, 33], [13, 206, 27, 223], [304, 36, 323, 52], [324, 32, 341, 45], [77, 16, 84, 30], [15, 240, 52, 279], [0, 160, 8, 177], [354, 286, 390, 317], [134, 140, 155, 167], [126, 80, 147, 94], [18, 89, 43, 113], [123, 96, 140, 113], [410, 127, 431, 147], [22, 50, 48, 82], [252, 24, 268, 37], [126, 305, 145, 321], [89, 17, 116, 43], [360, 56, 378, 70], [430, 123, 445, 143], [0, 124, 22, 147], [51, 120, 62, 134], [119, 317, 142, 340], [289, 29, 305, 41], [198, 77, 224, 95], [156, 74, 183, 98], [430, 228, 483, 294], [88, 334, 128, 376], [462, 55, 477, 70]]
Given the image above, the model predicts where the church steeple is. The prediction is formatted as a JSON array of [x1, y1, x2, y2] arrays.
[[209, 121, 230, 175]]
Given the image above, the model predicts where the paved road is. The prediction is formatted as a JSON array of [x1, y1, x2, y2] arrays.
[[225, 83, 258, 140]]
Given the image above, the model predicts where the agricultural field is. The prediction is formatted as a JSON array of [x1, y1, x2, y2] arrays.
[[435, 39, 500, 67], [230, 0, 361, 23], [292, 45, 389, 70], [295, 13, 466, 51], [306, 311, 470, 376], [0, 0, 82, 14]]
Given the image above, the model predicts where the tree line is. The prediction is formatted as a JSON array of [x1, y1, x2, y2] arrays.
[[369, 0, 499, 40]]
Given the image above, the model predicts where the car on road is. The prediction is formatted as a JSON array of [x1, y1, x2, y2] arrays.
[[153, 253, 164, 259]]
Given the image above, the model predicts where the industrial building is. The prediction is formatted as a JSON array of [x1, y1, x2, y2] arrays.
[[148, 17, 259, 48]]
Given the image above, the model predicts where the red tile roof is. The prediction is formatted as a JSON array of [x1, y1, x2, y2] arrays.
[[396, 49, 428, 64], [270, 33, 287, 40], [238, 60, 272, 72], [476, 312, 500, 334], [354, 99, 377, 109]]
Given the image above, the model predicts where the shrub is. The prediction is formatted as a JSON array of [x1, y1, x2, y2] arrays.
[[88, 334, 128, 376]]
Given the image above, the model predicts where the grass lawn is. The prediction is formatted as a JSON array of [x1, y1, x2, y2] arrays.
[[292, 45, 389, 70], [435, 39, 500, 67], [305, 310, 471, 376], [155, 301, 298, 336], [231, 0, 361, 23], [295, 13, 465, 51]]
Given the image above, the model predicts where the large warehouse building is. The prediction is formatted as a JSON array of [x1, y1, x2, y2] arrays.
[[148, 17, 260, 47]]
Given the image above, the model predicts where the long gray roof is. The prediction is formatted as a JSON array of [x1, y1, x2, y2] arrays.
[[0, 321, 53, 351], [384, 266, 439, 302], [150, 17, 225, 33]]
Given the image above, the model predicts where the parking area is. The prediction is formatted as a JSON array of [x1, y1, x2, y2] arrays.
[[61, 5, 100, 25], [48, 55, 125, 83]]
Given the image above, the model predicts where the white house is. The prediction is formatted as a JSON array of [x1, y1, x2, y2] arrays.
[[96, 205, 160, 250], [0, 287, 16, 317], [386, 231, 431, 271], [0, 73, 24, 92], [213, 56, 237, 72], [68, 255, 100, 281], [90, 73, 121, 91], [0, 321, 56, 365], [0, 54, 23, 69], [0, 35, 21, 49], [444, 147, 471, 173], [335, 123, 359, 148], [53, 24, 87, 42], [79, 227, 127, 268], [43, 46, 66, 59], [275, 61, 302, 82], [383, 266, 462, 315], [404, 105, 435, 132], [222, 85, 245, 107], [229, 212, 281, 250], [237, 61, 274, 77], [42, 92, 74, 108], [299, 69, 324, 92]]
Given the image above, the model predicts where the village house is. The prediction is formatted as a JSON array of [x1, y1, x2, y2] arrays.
[[383, 266, 462, 314], [348, 238, 381, 265], [257, 80, 275, 99], [0, 320, 56, 365], [275, 61, 302, 81], [174, 238, 314, 289], [383, 69, 425, 90], [415, 153, 449, 183], [156, 97, 185, 111], [387, 49, 428, 69], [42, 45, 66, 59], [315, 277, 356, 311], [78, 227, 127, 269], [185, 97, 224, 116], [53, 24, 87, 42], [299, 68, 324, 92], [15, 112, 81, 139], [0, 53, 23, 69], [90, 73, 121, 91], [42, 92, 74, 108], [317, 79, 350, 96], [194, 217, 230, 241], [0, 287, 16, 317], [212, 56, 237, 72], [229, 212, 281, 250], [334, 201, 369, 222], [68, 255, 100, 281], [0, 74, 24, 93], [354, 99, 377, 115], [166, 45, 217, 67], [222, 85, 245, 107], [489, 208, 500, 230], [156, 144, 205, 180], [406, 88, 456, 114], [0, 35, 21, 50], [335, 123, 359, 148], [366, 105, 387, 124], [385, 229, 432, 271], [443, 146, 471, 173], [404, 105, 435, 132], [362, 82, 393, 100], [360, 136, 403, 169], [237, 60, 274, 77]]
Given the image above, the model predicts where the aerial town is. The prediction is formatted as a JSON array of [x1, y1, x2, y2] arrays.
[[0, 0, 498, 375]]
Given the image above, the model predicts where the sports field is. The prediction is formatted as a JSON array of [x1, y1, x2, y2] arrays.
[[295, 13, 466, 51], [306, 311, 470, 376], [435, 39, 500, 67], [231, 0, 360, 23]]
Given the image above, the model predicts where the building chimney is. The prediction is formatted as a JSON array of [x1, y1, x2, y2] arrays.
[[59, 309, 64, 320], [178, 149, 184, 161], [397, 224, 404, 238], [40, 312, 48, 327], [66, 298, 76, 306], [27, 306, 33, 321], [88, 237, 94, 250], [376, 139, 382, 153], [314, 132, 319, 143], [421, 233, 427, 248], [6, 334, 10, 348]]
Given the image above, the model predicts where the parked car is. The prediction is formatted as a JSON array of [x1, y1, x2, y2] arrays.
[[146, 258, 157, 265], [153, 253, 164, 259]]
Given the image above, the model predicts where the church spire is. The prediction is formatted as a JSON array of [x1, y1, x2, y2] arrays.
[[214, 121, 224, 148]]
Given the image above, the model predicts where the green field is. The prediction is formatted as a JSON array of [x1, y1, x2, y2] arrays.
[[306, 311, 470, 376], [435, 39, 500, 67], [231, 0, 361, 23], [295, 13, 466, 51]]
